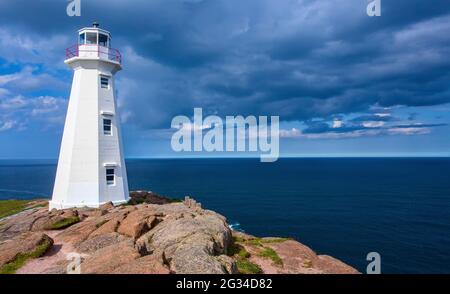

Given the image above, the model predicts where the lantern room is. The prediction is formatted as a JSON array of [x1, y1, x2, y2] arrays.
[[66, 22, 122, 64], [78, 22, 111, 48]]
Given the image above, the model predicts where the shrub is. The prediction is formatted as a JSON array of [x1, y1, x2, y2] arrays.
[[50, 216, 80, 230], [259, 247, 283, 266], [236, 259, 263, 274]]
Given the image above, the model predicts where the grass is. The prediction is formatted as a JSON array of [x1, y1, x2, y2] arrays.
[[260, 237, 292, 244], [231, 236, 286, 270], [228, 243, 250, 259], [49, 216, 80, 230], [228, 241, 263, 274], [0, 200, 32, 219], [258, 247, 283, 266], [236, 259, 263, 274], [0, 239, 53, 274], [233, 236, 292, 247], [245, 239, 263, 246], [232, 236, 247, 243]]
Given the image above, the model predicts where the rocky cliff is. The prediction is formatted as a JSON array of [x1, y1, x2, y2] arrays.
[[0, 192, 359, 274]]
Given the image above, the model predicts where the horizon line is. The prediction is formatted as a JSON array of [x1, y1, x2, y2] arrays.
[[1, 154, 450, 161]]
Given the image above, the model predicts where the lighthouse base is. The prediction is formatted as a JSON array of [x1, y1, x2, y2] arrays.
[[48, 199, 129, 210]]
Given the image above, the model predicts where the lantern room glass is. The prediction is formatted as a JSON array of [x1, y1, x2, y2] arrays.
[[86, 32, 97, 45], [99, 34, 108, 47], [79, 33, 85, 45], [78, 31, 110, 47]]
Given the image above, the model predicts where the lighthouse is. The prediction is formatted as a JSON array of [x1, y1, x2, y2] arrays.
[[50, 23, 129, 210]]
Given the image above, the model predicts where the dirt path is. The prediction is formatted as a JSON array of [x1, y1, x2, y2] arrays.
[[16, 231, 78, 274]]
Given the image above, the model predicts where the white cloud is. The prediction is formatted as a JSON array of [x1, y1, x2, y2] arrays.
[[388, 127, 431, 136], [0, 95, 27, 110], [0, 28, 69, 69], [279, 128, 301, 138], [0, 94, 67, 131], [0, 72, 19, 86], [374, 113, 391, 118], [0, 120, 15, 132], [0, 66, 67, 91], [362, 121, 385, 128], [332, 119, 343, 128]]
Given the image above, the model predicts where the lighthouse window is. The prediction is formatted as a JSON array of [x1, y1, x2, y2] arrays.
[[86, 32, 97, 45], [106, 169, 115, 186], [103, 119, 112, 135], [99, 34, 108, 47], [79, 33, 85, 45], [100, 77, 109, 89]]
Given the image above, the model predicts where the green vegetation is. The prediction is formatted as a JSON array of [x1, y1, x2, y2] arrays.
[[260, 237, 292, 244], [245, 239, 263, 246], [126, 194, 182, 206], [233, 236, 292, 247], [228, 241, 263, 274], [228, 243, 250, 259], [231, 236, 287, 271], [49, 216, 80, 230], [0, 239, 52, 274], [258, 247, 283, 266], [0, 200, 47, 220], [236, 259, 263, 274], [232, 236, 247, 243], [0, 200, 32, 219], [126, 198, 142, 205]]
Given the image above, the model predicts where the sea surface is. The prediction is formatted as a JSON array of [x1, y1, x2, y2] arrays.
[[0, 158, 449, 274]]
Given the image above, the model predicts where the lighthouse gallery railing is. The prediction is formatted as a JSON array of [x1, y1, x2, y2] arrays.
[[66, 44, 122, 64]]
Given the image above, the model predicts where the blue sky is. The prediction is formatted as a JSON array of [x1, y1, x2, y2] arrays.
[[0, 0, 450, 159]]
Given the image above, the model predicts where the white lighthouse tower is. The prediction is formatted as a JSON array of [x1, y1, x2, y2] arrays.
[[50, 23, 129, 210]]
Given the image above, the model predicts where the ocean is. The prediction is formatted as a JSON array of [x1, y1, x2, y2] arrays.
[[0, 158, 449, 274]]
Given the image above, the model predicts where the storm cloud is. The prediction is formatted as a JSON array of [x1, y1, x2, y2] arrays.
[[0, 0, 449, 133]]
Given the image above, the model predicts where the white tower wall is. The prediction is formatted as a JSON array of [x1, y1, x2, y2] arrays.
[[50, 26, 129, 210]]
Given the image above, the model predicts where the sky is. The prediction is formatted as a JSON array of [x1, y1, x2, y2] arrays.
[[0, 0, 450, 159]]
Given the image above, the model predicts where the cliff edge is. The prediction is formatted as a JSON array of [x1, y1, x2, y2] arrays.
[[0, 192, 359, 274]]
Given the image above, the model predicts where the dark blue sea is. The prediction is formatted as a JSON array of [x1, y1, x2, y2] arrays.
[[1, 158, 449, 274]]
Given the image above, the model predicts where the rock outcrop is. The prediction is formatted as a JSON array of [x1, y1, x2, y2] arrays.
[[231, 232, 359, 274], [0, 192, 359, 274], [0, 232, 53, 269]]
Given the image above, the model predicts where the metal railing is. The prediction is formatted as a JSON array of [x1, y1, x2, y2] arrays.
[[66, 44, 122, 64]]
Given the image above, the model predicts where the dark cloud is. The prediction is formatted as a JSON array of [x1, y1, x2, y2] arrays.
[[1, 0, 449, 130], [302, 120, 448, 135], [391, 123, 448, 129], [351, 114, 396, 122], [302, 121, 368, 135]]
